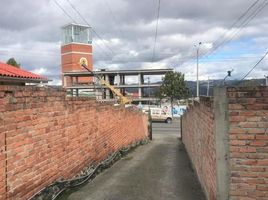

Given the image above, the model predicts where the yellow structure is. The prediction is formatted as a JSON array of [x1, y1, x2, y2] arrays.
[[79, 60, 132, 105]]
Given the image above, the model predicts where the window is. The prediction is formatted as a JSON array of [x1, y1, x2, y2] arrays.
[[62, 24, 92, 45]]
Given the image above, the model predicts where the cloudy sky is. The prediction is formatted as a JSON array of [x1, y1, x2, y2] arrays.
[[0, 0, 267, 84]]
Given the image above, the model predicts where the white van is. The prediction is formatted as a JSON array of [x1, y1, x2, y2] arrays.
[[147, 108, 173, 123]]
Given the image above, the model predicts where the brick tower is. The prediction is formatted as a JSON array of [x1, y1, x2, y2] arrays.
[[61, 23, 93, 87]]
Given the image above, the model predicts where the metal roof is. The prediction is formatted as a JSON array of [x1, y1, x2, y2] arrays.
[[61, 23, 91, 29]]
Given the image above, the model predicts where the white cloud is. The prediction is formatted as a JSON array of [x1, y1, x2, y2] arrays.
[[31, 67, 47, 75], [0, 0, 267, 85]]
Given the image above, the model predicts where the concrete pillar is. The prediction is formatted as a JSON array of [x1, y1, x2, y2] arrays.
[[122, 76, 125, 95], [70, 77, 73, 86], [119, 75, 125, 85], [63, 76, 67, 87], [138, 88, 142, 99], [122, 75, 125, 84], [94, 77, 101, 100], [71, 89, 74, 97], [138, 73, 142, 99], [141, 74, 144, 84], [116, 74, 120, 85], [138, 73, 142, 86], [119, 75, 125, 95], [214, 87, 230, 200], [105, 75, 110, 99], [105, 75, 109, 83], [105, 89, 110, 99]]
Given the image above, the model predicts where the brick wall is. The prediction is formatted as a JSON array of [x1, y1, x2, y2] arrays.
[[182, 96, 216, 200], [228, 87, 268, 200], [182, 86, 268, 200], [0, 106, 6, 200], [0, 86, 148, 200], [61, 43, 93, 86]]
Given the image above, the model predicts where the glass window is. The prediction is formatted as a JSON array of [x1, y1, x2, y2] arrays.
[[62, 24, 92, 45]]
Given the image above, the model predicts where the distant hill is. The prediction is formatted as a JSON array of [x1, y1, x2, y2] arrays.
[[186, 78, 266, 97], [135, 78, 266, 97]]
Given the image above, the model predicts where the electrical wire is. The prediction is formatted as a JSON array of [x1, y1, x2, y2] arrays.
[[52, 0, 77, 23], [52, 0, 115, 60], [103, 0, 125, 39], [153, 0, 265, 66], [178, 0, 268, 68], [65, 0, 117, 57], [204, 0, 268, 58], [94, 42, 115, 60], [152, 0, 161, 62], [240, 50, 268, 81], [207, 0, 260, 53]]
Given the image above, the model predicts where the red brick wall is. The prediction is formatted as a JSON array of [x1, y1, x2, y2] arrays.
[[61, 43, 93, 86], [0, 105, 6, 200], [182, 87, 268, 200], [227, 86, 268, 200], [182, 97, 216, 200], [0, 86, 148, 200]]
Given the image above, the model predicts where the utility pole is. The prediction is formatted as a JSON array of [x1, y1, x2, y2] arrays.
[[195, 42, 202, 97], [265, 75, 268, 86], [207, 77, 210, 96]]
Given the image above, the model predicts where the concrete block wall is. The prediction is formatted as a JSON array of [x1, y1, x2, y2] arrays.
[[182, 96, 216, 200], [182, 86, 268, 200], [0, 86, 148, 200], [227, 87, 268, 200]]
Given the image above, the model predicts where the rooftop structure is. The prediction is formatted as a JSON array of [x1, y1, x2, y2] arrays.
[[0, 62, 48, 85], [61, 23, 92, 45]]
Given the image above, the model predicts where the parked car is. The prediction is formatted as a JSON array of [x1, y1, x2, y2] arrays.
[[146, 108, 173, 123]]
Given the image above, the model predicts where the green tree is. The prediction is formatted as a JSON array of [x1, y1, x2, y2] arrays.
[[154, 89, 164, 107], [6, 58, 20, 68], [160, 71, 189, 115]]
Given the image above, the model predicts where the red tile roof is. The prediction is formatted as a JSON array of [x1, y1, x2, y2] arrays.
[[0, 62, 47, 81]]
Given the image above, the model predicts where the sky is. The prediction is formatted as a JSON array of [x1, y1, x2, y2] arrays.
[[0, 0, 267, 85]]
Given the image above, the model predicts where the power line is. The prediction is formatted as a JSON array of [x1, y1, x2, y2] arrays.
[[103, 0, 125, 39], [152, 0, 161, 62], [227, 0, 260, 30], [204, 0, 268, 56], [203, 0, 262, 57], [176, 0, 262, 66], [53, 0, 115, 60], [209, 0, 260, 50], [207, 1, 268, 58], [65, 0, 117, 57], [93, 42, 115, 60], [52, 0, 77, 23], [240, 50, 268, 81]]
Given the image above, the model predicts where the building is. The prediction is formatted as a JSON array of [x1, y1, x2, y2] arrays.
[[61, 23, 93, 86], [63, 68, 173, 103], [0, 62, 48, 85], [60, 23, 172, 103]]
